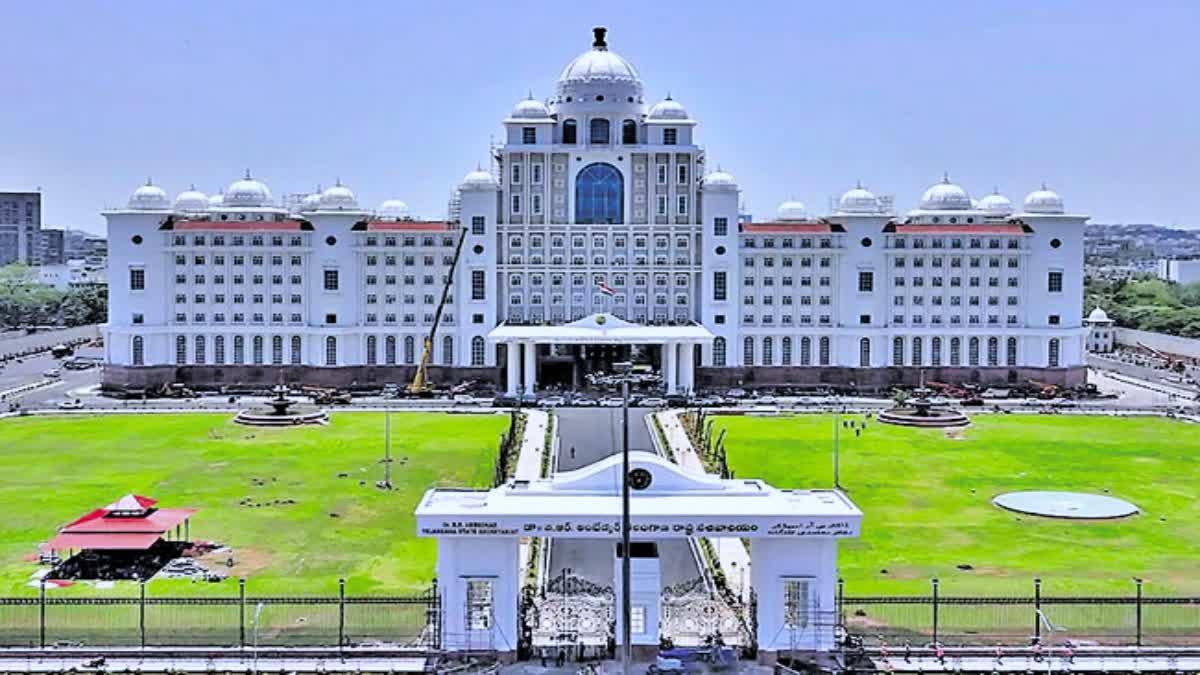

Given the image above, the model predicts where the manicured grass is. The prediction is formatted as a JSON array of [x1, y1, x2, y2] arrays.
[[716, 414, 1200, 596], [0, 412, 505, 597]]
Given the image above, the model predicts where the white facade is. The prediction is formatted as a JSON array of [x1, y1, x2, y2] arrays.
[[1084, 307, 1116, 353], [103, 27, 1088, 385], [1157, 258, 1200, 285]]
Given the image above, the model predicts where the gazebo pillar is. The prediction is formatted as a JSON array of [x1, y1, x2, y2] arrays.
[[505, 341, 519, 396]]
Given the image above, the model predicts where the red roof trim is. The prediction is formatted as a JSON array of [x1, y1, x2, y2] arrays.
[[891, 224, 1026, 235], [62, 508, 197, 534], [740, 222, 834, 234], [362, 221, 455, 232], [48, 532, 163, 551]]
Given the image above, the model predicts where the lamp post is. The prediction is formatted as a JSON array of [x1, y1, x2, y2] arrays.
[[832, 395, 841, 489], [382, 410, 392, 489], [613, 360, 633, 675]]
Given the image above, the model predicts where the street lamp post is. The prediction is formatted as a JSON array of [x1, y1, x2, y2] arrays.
[[614, 360, 633, 675]]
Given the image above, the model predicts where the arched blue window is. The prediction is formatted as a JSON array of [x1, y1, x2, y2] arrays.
[[575, 163, 623, 224], [589, 118, 610, 144]]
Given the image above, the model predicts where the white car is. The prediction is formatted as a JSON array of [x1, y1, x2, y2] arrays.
[[600, 397, 624, 407], [43, 368, 61, 378], [57, 399, 84, 410], [452, 394, 476, 405], [538, 396, 566, 408], [757, 395, 778, 405], [640, 397, 667, 408]]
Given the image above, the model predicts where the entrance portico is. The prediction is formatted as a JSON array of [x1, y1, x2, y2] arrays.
[[488, 313, 713, 396], [416, 451, 862, 661]]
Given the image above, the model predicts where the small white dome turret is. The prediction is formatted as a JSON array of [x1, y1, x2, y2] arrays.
[[377, 199, 411, 220], [511, 95, 551, 120], [173, 185, 209, 214], [319, 180, 358, 210], [300, 190, 322, 212], [128, 179, 170, 210], [702, 168, 738, 191], [1087, 306, 1111, 323], [1022, 183, 1065, 214], [836, 181, 881, 214], [919, 173, 972, 210], [224, 170, 271, 207], [208, 192, 224, 208], [648, 94, 689, 120], [461, 166, 499, 191], [776, 200, 808, 221], [978, 188, 1014, 217]]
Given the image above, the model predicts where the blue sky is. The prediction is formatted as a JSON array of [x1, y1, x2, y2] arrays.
[[2, 0, 1197, 234]]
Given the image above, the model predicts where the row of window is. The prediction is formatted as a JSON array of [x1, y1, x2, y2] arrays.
[[712, 336, 833, 367], [364, 255, 454, 267], [504, 234, 692, 250], [509, 293, 689, 307], [553, 119, 679, 146], [742, 237, 834, 249], [174, 254, 304, 267], [893, 256, 1020, 269], [361, 235, 456, 248], [744, 257, 833, 268], [363, 313, 453, 325], [711, 335, 1062, 368], [890, 237, 1021, 250], [504, 253, 696, 266], [171, 234, 306, 247], [508, 273, 690, 288]]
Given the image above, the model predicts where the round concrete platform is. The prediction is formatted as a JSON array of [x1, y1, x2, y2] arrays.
[[992, 491, 1139, 519], [877, 407, 970, 428]]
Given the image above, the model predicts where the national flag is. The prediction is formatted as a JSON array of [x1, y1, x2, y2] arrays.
[[597, 282, 616, 297]]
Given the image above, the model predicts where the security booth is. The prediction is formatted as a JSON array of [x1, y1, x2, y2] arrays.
[[416, 452, 862, 663]]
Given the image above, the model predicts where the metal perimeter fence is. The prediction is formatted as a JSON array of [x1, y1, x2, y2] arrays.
[[840, 579, 1200, 647], [0, 580, 440, 649]]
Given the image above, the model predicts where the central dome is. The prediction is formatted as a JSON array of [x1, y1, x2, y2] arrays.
[[319, 180, 358, 210], [174, 185, 209, 214], [224, 170, 271, 208], [836, 182, 881, 215], [777, 200, 808, 221], [919, 174, 972, 210], [556, 27, 643, 100]]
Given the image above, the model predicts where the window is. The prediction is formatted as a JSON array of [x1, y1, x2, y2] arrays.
[[233, 336, 245, 365], [510, 163, 521, 185], [676, 195, 688, 216], [589, 118, 610, 144], [677, 165, 688, 185], [521, 127, 536, 144], [712, 337, 727, 366], [859, 338, 870, 367], [466, 579, 494, 631], [950, 337, 961, 366], [1007, 337, 1018, 367], [713, 271, 727, 301], [988, 337, 999, 366], [779, 337, 793, 366], [129, 267, 145, 291], [471, 336, 485, 366], [1048, 338, 1060, 367], [324, 336, 337, 366], [714, 217, 728, 237], [442, 335, 454, 365], [404, 336, 416, 364], [471, 270, 486, 300], [663, 128, 677, 145], [562, 119, 577, 144], [631, 605, 646, 634], [912, 336, 923, 366], [858, 271, 873, 292], [174, 336, 187, 365], [783, 579, 811, 629], [762, 337, 774, 365], [575, 163, 624, 224], [931, 337, 942, 366], [290, 336, 302, 365], [385, 335, 397, 365], [1048, 271, 1063, 293], [253, 335, 264, 365], [622, 119, 637, 144], [272, 335, 283, 365], [132, 336, 144, 365], [323, 269, 339, 291], [969, 336, 980, 366], [471, 216, 485, 235], [893, 337, 904, 366], [364, 335, 377, 365], [819, 337, 830, 365], [743, 337, 755, 366], [510, 194, 521, 215], [656, 164, 667, 185]]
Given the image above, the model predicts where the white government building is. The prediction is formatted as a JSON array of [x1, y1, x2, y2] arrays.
[[102, 27, 1088, 393]]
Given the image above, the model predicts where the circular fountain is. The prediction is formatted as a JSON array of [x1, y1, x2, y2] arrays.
[[877, 387, 970, 428], [233, 384, 329, 427], [993, 491, 1139, 520]]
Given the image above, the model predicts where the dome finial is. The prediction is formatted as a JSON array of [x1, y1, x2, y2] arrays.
[[856, 179, 863, 189], [1041, 181, 1048, 190], [665, 91, 673, 101], [189, 183, 196, 191], [527, 89, 533, 100], [592, 26, 608, 50], [145, 176, 153, 186], [942, 171, 950, 184], [335, 177, 343, 187]]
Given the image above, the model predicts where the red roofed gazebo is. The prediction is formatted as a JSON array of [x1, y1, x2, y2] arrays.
[[48, 495, 197, 553]]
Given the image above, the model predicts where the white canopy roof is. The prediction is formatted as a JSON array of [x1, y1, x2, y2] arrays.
[[487, 313, 714, 345], [416, 451, 861, 539]]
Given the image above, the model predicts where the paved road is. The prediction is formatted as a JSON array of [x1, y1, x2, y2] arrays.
[[0, 347, 104, 408], [547, 406, 702, 591]]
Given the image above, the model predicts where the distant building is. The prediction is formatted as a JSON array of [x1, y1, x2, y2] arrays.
[[40, 228, 65, 265], [1084, 307, 1115, 353], [38, 260, 108, 291], [0, 191, 42, 265], [1156, 258, 1200, 284]]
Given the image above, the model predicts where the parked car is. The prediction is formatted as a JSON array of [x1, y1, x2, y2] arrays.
[[520, 392, 538, 405], [452, 394, 477, 405], [381, 383, 402, 398], [492, 395, 518, 408], [571, 396, 598, 407], [600, 397, 624, 407], [42, 368, 61, 379], [726, 387, 747, 398], [57, 399, 84, 410], [757, 395, 778, 405], [640, 397, 667, 408], [538, 395, 566, 408]]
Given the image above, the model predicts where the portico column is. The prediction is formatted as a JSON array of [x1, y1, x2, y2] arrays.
[[505, 341, 519, 396], [681, 342, 695, 395], [663, 341, 677, 395], [522, 342, 537, 394]]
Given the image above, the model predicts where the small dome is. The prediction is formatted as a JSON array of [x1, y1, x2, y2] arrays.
[[777, 200, 808, 221], [173, 185, 209, 214], [461, 167, 499, 190], [919, 174, 972, 210], [1023, 184, 1065, 214], [377, 199, 411, 220], [836, 182, 881, 214], [208, 193, 224, 208], [319, 180, 358, 209], [511, 95, 551, 119], [556, 27, 643, 100], [224, 170, 272, 207], [703, 168, 738, 191], [128, 180, 170, 210], [648, 95, 688, 120], [300, 191, 322, 212], [978, 189, 1014, 217], [1087, 307, 1110, 323]]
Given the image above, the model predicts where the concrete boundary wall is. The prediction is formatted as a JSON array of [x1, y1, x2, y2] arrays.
[[1114, 327, 1200, 360]]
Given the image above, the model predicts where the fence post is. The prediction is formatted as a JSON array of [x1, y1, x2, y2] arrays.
[[338, 577, 346, 649], [1034, 577, 1042, 643], [38, 579, 45, 649], [837, 577, 845, 629], [931, 578, 940, 646], [1135, 578, 1143, 647], [239, 578, 246, 649], [139, 581, 146, 649]]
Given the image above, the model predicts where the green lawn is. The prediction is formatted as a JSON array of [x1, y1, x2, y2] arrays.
[[0, 412, 505, 597], [716, 414, 1200, 597]]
